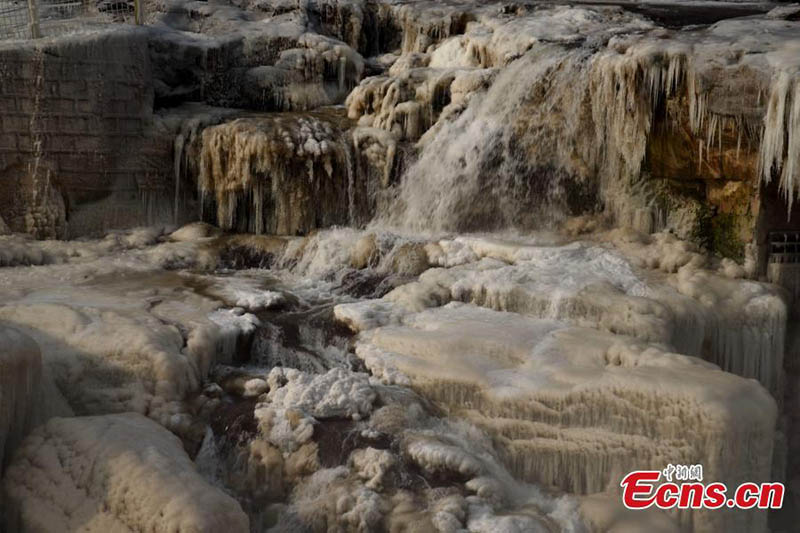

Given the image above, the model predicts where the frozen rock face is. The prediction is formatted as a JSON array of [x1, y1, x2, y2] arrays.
[[343, 5, 661, 232], [346, 66, 494, 142], [3, 413, 249, 532], [333, 232, 783, 532], [338, 3, 800, 268], [3, 0, 800, 259], [194, 111, 361, 234], [149, 0, 364, 111], [6, 0, 799, 269], [0, 326, 42, 469]]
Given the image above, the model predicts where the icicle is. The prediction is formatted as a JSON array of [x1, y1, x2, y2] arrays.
[[698, 140, 704, 174], [779, 80, 800, 213], [736, 123, 742, 162], [173, 134, 184, 225], [758, 72, 791, 188]]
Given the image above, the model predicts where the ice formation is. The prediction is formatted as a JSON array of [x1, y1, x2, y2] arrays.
[[201, 275, 285, 311], [196, 113, 356, 234], [332, 232, 784, 531], [335, 4, 800, 235], [265, 366, 375, 420], [0, 231, 274, 437], [0, 326, 41, 468], [3, 217, 781, 532], [4, 1, 800, 532], [232, 361, 590, 532], [3, 413, 249, 532]]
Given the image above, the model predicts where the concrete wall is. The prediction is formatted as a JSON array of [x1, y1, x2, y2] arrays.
[[0, 27, 174, 238]]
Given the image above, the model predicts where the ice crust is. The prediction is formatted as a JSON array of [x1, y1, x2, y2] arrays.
[[0, 224, 783, 532], [0, 326, 42, 469], [0, 229, 266, 432], [3, 413, 249, 532], [333, 232, 783, 532]]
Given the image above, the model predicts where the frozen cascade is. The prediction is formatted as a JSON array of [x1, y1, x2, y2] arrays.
[[760, 71, 800, 211], [324, 233, 787, 394], [321, 228, 788, 531], [372, 39, 667, 233], [196, 113, 357, 235], [364, 11, 800, 233], [375, 45, 599, 232], [0, 224, 787, 533], [6, 3, 800, 533]]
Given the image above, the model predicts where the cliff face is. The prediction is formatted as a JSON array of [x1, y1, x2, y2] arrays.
[[3, 2, 800, 272], [0, 28, 177, 239]]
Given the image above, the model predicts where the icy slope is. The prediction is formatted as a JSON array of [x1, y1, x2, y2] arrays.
[[3, 413, 249, 532]]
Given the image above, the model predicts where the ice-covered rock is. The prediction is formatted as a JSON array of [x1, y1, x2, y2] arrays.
[[202, 274, 285, 311], [169, 222, 223, 242], [350, 447, 396, 491], [0, 326, 42, 469], [347, 296, 777, 532], [0, 249, 259, 428], [195, 113, 357, 235], [3, 413, 249, 532], [266, 366, 375, 420], [339, 235, 787, 395]]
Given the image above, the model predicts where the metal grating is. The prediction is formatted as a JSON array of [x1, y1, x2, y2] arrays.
[[769, 231, 800, 264], [0, 0, 140, 40], [0, 0, 32, 40]]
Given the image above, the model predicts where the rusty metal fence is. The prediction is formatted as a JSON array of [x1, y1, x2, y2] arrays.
[[769, 231, 800, 264], [0, 0, 141, 40]]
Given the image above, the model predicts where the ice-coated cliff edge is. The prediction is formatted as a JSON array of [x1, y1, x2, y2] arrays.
[[1, 1, 799, 532]]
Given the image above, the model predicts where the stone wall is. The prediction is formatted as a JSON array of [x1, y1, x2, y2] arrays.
[[0, 27, 174, 238]]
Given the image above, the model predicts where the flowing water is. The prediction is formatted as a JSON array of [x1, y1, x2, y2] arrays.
[[2, 2, 800, 533]]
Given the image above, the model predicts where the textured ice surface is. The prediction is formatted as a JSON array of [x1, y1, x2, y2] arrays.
[[266, 366, 375, 420], [0, 231, 264, 432], [3, 413, 248, 533], [353, 302, 774, 531], [333, 232, 782, 532], [0, 326, 42, 468], [0, 222, 779, 532]]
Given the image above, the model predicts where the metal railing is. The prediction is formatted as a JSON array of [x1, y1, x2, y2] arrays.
[[0, 0, 141, 40], [768, 231, 800, 264], [0, 1, 31, 39]]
